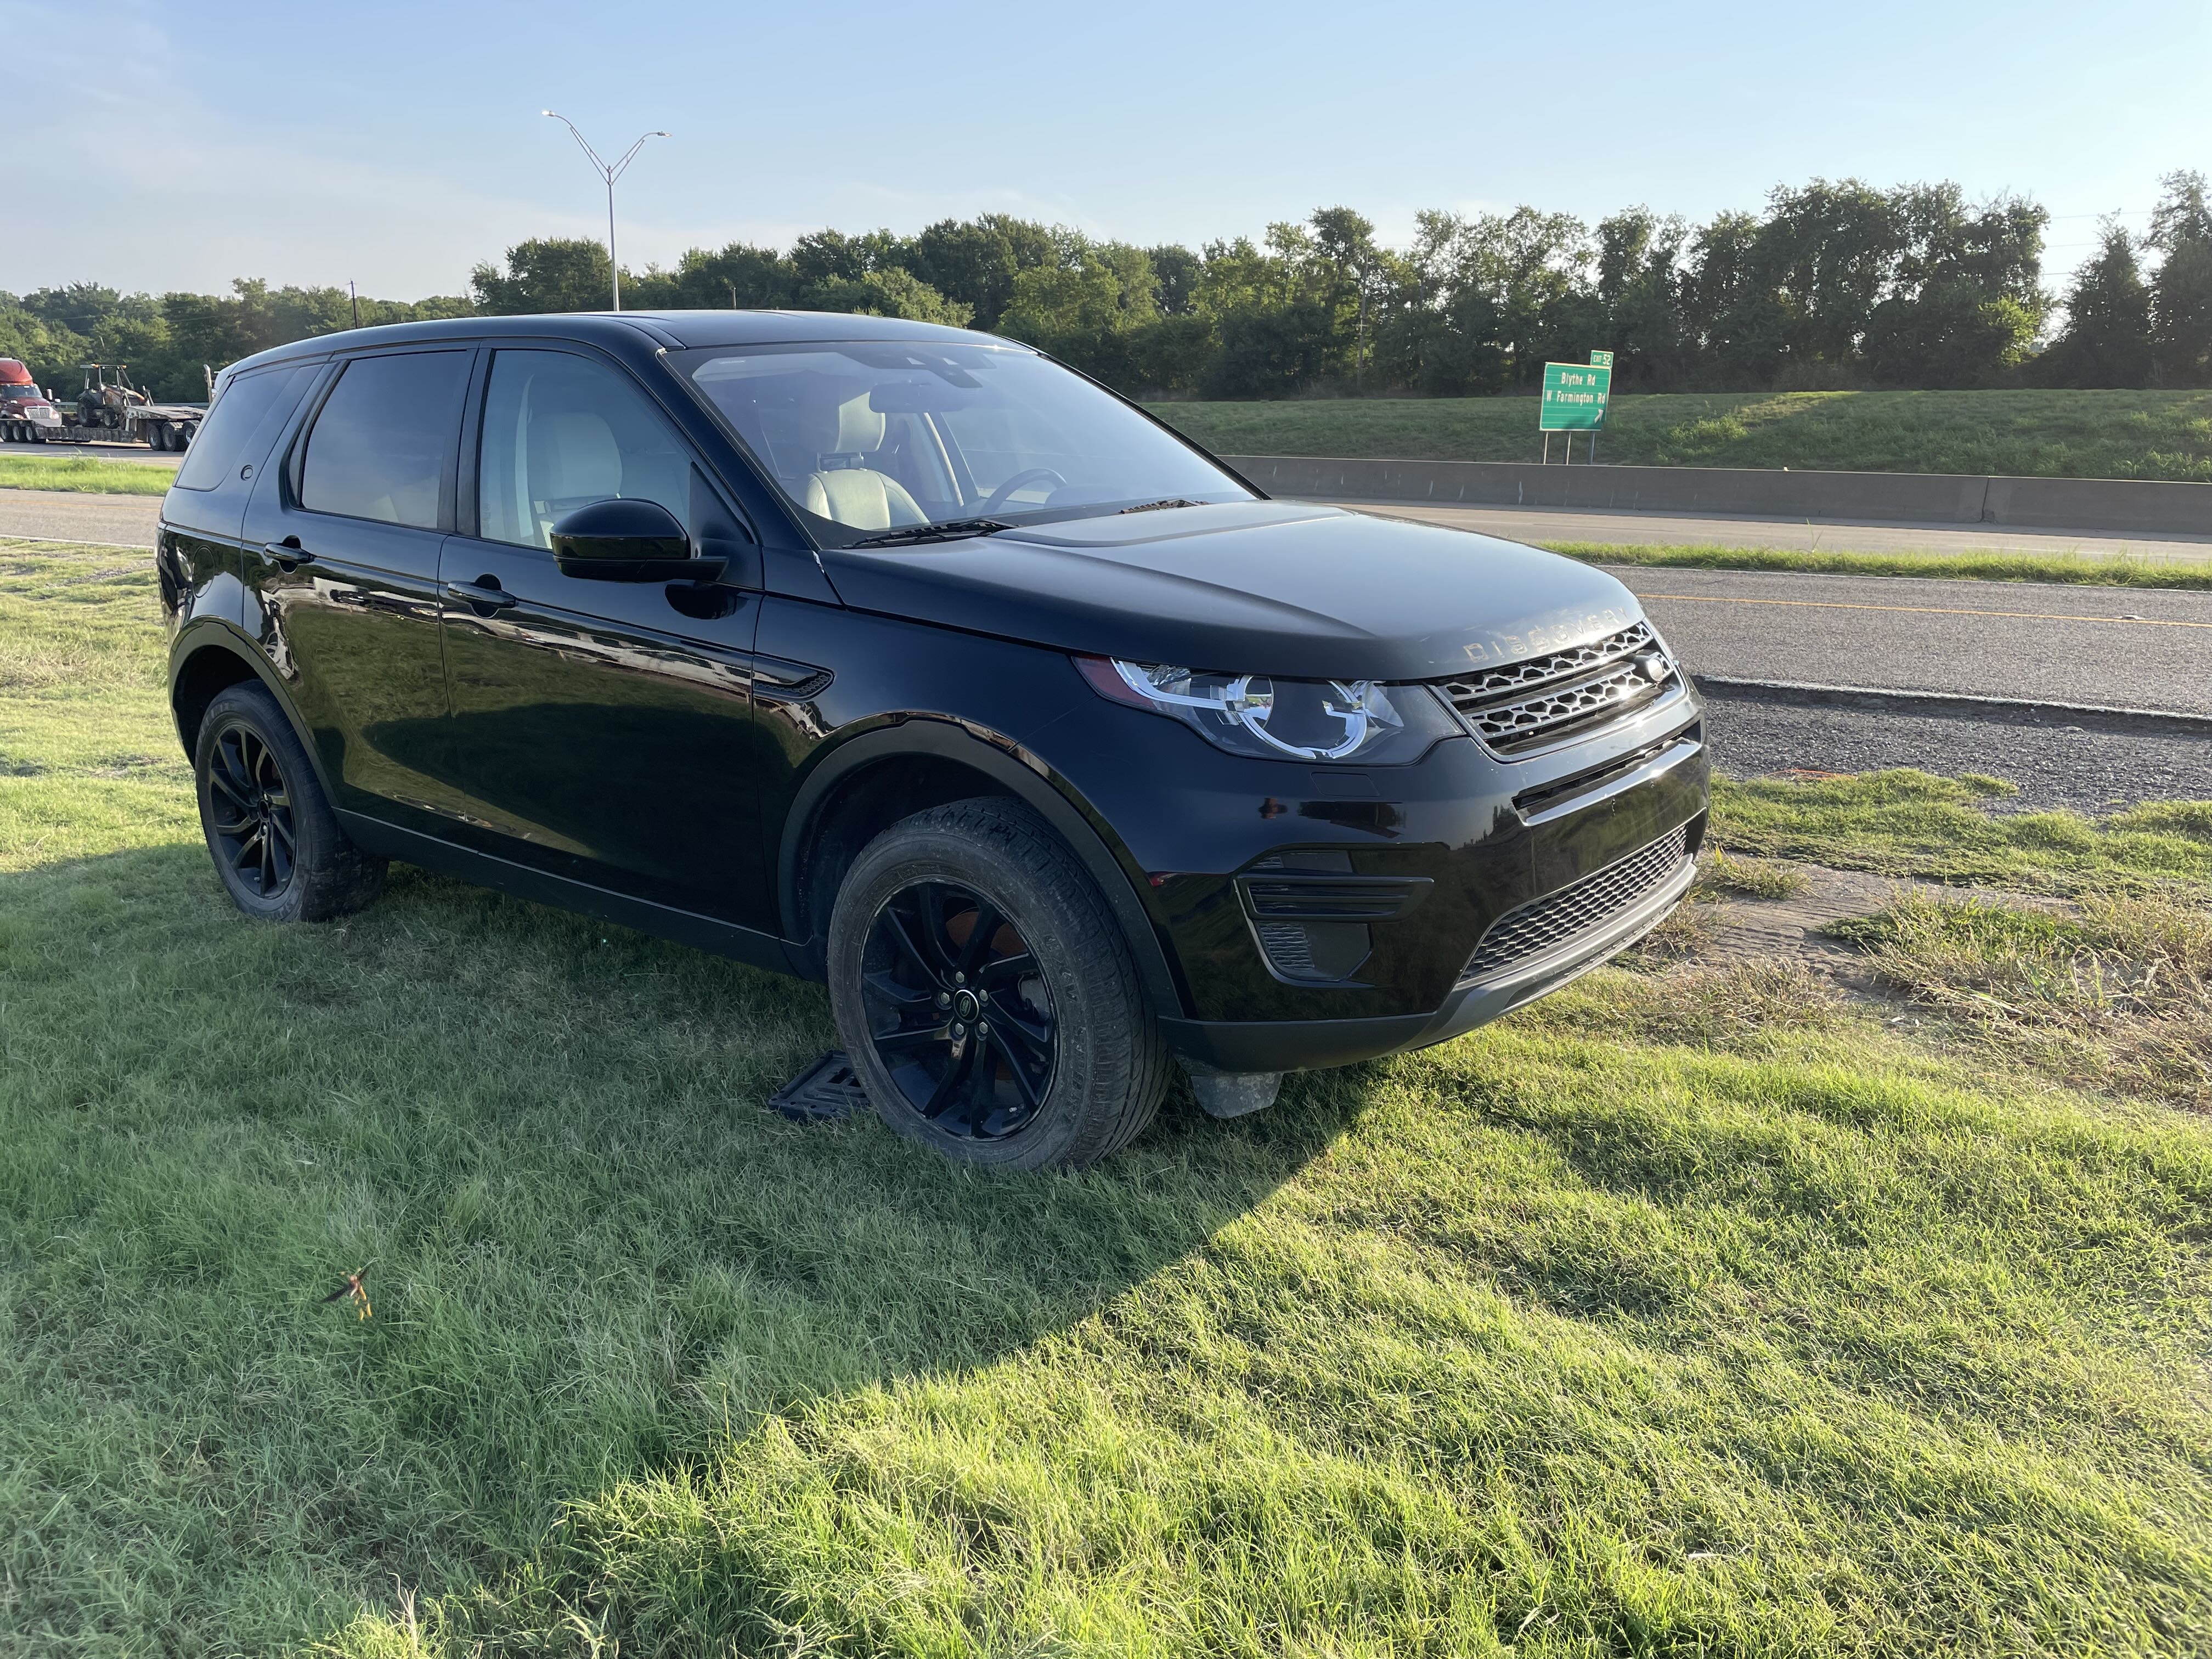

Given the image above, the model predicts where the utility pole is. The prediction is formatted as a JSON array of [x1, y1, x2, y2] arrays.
[[541, 112, 669, 311]]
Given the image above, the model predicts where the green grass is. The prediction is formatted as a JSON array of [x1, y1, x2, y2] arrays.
[[1712, 771, 2212, 901], [0, 455, 176, 496], [1149, 389, 2212, 482], [6, 548, 2212, 1655], [1833, 894, 2211, 1108], [1538, 541, 2212, 590]]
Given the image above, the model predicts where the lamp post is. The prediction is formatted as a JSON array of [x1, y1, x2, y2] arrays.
[[540, 112, 668, 312]]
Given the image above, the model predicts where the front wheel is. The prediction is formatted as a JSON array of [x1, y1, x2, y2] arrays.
[[827, 798, 1171, 1170], [194, 683, 387, 922]]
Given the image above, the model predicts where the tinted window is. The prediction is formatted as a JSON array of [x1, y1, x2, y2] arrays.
[[477, 350, 691, 549], [299, 351, 471, 529], [174, 364, 309, 493]]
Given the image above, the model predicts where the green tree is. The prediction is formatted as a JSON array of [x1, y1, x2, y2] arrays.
[[2039, 221, 2154, 387], [804, 268, 970, 326], [1147, 245, 1202, 317], [904, 215, 1058, 331], [471, 239, 614, 313], [1594, 207, 1688, 389], [997, 238, 1158, 383], [2149, 171, 2212, 386]]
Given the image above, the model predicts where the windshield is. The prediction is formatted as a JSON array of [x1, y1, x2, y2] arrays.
[[673, 342, 1251, 545]]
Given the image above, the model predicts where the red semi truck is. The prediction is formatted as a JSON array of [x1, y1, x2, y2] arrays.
[[0, 358, 203, 449], [0, 357, 70, 444]]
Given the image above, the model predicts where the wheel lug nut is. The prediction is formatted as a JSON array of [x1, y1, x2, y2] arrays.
[[936, 992, 951, 1008], [977, 1022, 990, 1039], [952, 1022, 966, 1037], [953, 971, 966, 985]]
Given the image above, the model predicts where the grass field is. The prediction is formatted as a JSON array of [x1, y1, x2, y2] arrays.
[[1148, 389, 2212, 483], [0, 455, 176, 496], [5, 545, 2212, 1655]]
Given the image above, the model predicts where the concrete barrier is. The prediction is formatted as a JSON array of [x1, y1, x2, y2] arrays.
[[1222, 455, 2212, 539]]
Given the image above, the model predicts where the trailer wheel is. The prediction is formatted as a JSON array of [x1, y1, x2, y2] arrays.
[[177, 424, 195, 449], [153, 423, 173, 452]]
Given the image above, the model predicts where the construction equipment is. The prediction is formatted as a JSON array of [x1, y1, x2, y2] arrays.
[[0, 362, 205, 449]]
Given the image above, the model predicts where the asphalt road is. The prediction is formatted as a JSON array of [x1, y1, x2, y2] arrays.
[[0, 488, 163, 548], [1700, 687, 2212, 811], [1604, 564, 2212, 716], [3, 486, 2208, 726], [1342, 499, 2212, 563]]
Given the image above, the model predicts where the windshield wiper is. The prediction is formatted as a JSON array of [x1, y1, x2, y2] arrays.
[[845, 518, 1011, 549], [1116, 498, 1201, 515]]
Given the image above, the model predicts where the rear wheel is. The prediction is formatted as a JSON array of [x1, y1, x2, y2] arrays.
[[194, 684, 386, 923], [827, 798, 1170, 1170], [146, 423, 168, 451]]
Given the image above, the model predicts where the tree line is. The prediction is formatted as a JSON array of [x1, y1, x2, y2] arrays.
[[4, 172, 2208, 404]]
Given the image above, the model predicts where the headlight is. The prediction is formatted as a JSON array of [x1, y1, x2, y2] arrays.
[[1076, 656, 1460, 764]]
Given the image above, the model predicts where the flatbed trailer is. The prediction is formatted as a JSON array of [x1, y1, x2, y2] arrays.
[[0, 363, 204, 450]]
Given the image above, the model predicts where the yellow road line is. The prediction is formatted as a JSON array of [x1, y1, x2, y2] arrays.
[[1638, 593, 2212, 629]]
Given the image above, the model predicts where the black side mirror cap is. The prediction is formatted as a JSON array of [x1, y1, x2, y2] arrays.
[[550, 498, 726, 584]]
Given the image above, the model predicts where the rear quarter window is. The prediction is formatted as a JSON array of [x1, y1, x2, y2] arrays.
[[173, 365, 312, 493]]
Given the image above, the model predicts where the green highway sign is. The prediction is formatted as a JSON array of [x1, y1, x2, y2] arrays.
[[1588, 349, 1615, 367], [1539, 361, 1611, 431]]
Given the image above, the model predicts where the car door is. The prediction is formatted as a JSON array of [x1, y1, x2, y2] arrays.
[[159, 360, 319, 630], [242, 347, 475, 834], [437, 345, 778, 931]]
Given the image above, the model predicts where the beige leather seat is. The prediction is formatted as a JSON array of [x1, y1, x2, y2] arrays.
[[523, 412, 624, 546], [799, 393, 926, 531]]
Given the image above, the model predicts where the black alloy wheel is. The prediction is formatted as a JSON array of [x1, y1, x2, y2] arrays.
[[860, 878, 1058, 1141], [206, 721, 297, 899], [827, 798, 1171, 1169], [193, 682, 386, 923]]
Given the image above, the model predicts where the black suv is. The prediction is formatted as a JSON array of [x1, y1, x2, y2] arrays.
[[159, 312, 1707, 1168]]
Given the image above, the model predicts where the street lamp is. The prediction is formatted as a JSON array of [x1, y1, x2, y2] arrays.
[[541, 111, 668, 312]]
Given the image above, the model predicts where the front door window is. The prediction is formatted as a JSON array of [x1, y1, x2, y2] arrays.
[[477, 349, 692, 548]]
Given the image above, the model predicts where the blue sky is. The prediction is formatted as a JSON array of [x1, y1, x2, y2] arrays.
[[10, 0, 2207, 300]]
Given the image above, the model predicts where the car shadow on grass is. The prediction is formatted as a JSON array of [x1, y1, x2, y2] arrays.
[[0, 842, 1376, 1649]]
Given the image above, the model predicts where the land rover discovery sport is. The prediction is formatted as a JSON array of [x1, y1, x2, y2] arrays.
[[160, 311, 1708, 1169]]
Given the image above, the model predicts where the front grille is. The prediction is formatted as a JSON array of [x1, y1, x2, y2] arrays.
[[1437, 622, 1677, 753], [1457, 825, 1691, 986]]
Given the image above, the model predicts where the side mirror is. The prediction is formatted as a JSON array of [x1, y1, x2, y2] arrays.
[[549, 498, 726, 584]]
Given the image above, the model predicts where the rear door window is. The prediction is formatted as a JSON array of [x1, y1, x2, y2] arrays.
[[298, 351, 472, 529], [173, 364, 312, 493]]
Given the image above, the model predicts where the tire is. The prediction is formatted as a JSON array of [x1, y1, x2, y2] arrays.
[[147, 424, 169, 451], [827, 797, 1171, 1170], [194, 683, 387, 923]]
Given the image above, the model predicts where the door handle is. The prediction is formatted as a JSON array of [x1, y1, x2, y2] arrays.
[[445, 578, 518, 611], [263, 538, 314, 571]]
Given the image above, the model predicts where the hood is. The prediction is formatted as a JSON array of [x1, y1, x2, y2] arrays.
[[816, 501, 1643, 682]]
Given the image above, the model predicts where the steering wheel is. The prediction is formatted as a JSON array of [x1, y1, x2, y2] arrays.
[[980, 468, 1067, 515]]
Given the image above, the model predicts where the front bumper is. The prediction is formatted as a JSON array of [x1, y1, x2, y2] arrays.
[[1160, 817, 1700, 1071]]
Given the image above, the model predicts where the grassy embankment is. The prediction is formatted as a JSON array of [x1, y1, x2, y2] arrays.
[[4, 543, 2212, 1654], [0, 455, 176, 495], [1150, 388, 2212, 483]]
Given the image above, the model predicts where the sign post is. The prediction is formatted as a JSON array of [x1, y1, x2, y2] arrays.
[[1539, 360, 1611, 464]]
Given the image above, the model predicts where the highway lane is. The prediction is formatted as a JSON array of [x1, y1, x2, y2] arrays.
[[1339, 499, 2212, 563], [0, 488, 164, 548], [1606, 565, 2212, 716], [3, 488, 2207, 718]]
